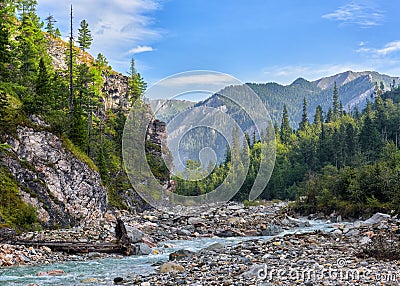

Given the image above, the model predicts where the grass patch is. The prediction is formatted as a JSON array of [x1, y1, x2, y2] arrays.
[[61, 135, 99, 172], [243, 199, 265, 207], [0, 165, 39, 231]]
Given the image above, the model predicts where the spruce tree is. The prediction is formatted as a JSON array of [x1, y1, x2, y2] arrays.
[[299, 97, 309, 131], [0, 14, 11, 81], [35, 57, 52, 112], [332, 81, 339, 121], [313, 105, 323, 132], [128, 58, 146, 102], [280, 104, 292, 143], [55, 28, 61, 38], [77, 19, 92, 51], [45, 14, 56, 36]]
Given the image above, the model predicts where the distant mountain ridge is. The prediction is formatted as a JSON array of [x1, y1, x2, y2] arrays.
[[147, 70, 399, 167], [198, 70, 400, 127]]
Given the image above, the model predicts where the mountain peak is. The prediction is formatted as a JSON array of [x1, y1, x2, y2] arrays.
[[291, 77, 310, 85]]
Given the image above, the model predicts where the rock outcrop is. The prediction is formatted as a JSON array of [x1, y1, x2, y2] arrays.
[[2, 127, 108, 228]]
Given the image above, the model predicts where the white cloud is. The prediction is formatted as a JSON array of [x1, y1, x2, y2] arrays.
[[37, 0, 162, 73], [128, 45, 154, 54], [357, 40, 400, 56], [158, 73, 236, 87], [322, 4, 384, 27]]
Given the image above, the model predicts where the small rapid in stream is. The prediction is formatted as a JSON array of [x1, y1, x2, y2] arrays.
[[0, 219, 337, 285]]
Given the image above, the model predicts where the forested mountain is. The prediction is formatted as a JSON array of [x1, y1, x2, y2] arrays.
[[175, 84, 400, 218], [198, 71, 399, 128]]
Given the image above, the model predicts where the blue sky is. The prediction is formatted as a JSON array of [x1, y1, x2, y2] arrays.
[[37, 0, 400, 86]]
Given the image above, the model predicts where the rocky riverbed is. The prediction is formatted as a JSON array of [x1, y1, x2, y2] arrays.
[[130, 212, 400, 285], [1, 202, 399, 285]]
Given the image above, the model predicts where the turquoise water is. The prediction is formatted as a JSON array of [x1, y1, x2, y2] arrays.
[[0, 220, 335, 285]]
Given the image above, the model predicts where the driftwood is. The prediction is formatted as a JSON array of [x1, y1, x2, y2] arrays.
[[115, 217, 135, 255], [8, 218, 138, 256], [11, 240, 130, 255]]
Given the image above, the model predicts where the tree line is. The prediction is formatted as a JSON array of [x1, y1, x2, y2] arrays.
[[175, 81, 400, 217]]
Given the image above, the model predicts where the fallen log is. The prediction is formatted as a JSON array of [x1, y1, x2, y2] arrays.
[[11, 240, 131, 255]]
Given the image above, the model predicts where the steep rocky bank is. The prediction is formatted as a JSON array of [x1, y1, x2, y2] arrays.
[[1, 125, 108, 228]]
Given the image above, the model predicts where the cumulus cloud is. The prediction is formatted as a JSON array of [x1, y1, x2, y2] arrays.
[[322, 3, 384, 27], [357, 41, 400, 57], [128, 45, 154, 54]]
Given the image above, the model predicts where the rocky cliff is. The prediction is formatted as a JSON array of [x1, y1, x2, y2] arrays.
[[1, 124, 108, 228]]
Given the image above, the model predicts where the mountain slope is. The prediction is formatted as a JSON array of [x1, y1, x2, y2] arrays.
[[201, 71, 400, 127]]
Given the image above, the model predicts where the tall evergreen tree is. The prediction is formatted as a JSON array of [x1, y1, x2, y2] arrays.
[[326, 107, 333, 123], [280, 104, 292, 144], [45, 14, 56, 36], [77, 19, 92, 51], [34, 57, 52, 112], [0, 10, 11, 81], [332, 81, 339, 121], [127, 58, 146, 102], [299, 97, 309, 131]]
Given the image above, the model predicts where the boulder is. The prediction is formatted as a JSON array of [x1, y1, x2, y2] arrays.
[[159, 262, 185, 273], [363, 213, 391, 226], [125, 226, 144, 243], [261, 224, 282, 236], [177, 228, 191, 236], [169, 249, 195, 261], [136, 243, 152, 255]]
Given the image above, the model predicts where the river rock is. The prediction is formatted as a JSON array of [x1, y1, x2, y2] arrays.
[[136, 243, 152, 255], [81, 278, 98, 283], [177, 229, 191, 236], [261, 224, 282, 236], [169, 249, 195, 261], [187, 217, 204, 226], [159, 262, 185, 273], [363, 212, 391, 226], [126, 226, 144, 243], [36, 269, 65, 276], [113, 277, 124, 283]]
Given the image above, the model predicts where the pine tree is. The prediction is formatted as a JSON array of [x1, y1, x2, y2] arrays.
[[77, 19, 92, 51], [332, 82, 339, 121], [0, 13, 11, 81], [55, 28, 61, 38], [45, 14, 56, 36], [280, 104, 292, 143], [326, 107, 333, 123], [34, 57, 52, 112], [299, 97, 309, 131], [313, 105, 323, 132], [128, 58, 146, 102]]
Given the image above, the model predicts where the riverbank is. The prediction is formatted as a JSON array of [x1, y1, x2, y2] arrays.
[[131, 212, 400, 285], [1, 201, 293, 267], [1, 202, 399, 285]]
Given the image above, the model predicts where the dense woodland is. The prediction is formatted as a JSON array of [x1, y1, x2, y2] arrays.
[[0, 0, 147, 228], [175, 83, 400, 218]]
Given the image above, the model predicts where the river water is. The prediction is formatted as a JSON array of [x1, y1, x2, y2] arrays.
[[0, 219, 336, 285]]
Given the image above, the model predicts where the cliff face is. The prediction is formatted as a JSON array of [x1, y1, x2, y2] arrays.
[[1, 125, 108, 228]]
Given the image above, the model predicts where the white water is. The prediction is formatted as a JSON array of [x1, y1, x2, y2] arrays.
[[0, 219, 335, 285]]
